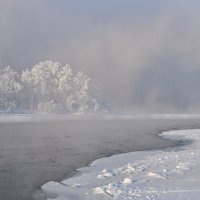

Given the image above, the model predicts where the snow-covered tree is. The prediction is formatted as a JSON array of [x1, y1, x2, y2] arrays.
[[20, 61, 103, 113], [21, 61, 73, 112], [0, 66, 22, 112], [0, 61, 107, 113]]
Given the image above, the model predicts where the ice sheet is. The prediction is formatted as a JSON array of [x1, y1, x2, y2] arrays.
[[41, 129, 200, 200]]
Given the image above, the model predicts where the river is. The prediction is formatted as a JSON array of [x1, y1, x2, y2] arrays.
[[0, 115, 200, 200]]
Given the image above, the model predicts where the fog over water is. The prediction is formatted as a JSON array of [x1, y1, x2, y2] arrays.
[[1, 0, 200, 112], [1, 117, 200, 200]]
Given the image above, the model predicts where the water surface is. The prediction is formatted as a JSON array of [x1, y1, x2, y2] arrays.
[[0, 116, 200, 200]]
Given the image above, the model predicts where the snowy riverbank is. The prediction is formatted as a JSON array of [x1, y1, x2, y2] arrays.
[[41, 129, 200, 200]]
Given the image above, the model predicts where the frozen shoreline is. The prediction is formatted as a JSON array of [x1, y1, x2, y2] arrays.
[[42, 129, 200, 200]]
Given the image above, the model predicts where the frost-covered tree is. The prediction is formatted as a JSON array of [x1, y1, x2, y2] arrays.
[[0, 61, 107, 113], [21, 61, 73, 112], [0, 66, 22, 112], [71, 72, 90, 111], [21, 61, 102, 113]]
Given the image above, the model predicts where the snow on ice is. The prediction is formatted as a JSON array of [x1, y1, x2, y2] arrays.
[[41, 129, 200, 200]]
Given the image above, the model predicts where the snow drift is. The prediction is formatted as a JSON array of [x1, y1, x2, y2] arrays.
[[41, 129, 200, 200]]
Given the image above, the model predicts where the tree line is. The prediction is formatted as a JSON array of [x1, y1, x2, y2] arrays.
[[0, 61, 108, 113]]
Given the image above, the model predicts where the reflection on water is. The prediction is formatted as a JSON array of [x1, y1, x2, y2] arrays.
[[0, 117, 199, 200]]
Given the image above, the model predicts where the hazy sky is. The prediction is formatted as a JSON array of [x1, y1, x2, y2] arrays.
[[1, 0, 200, 113]]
